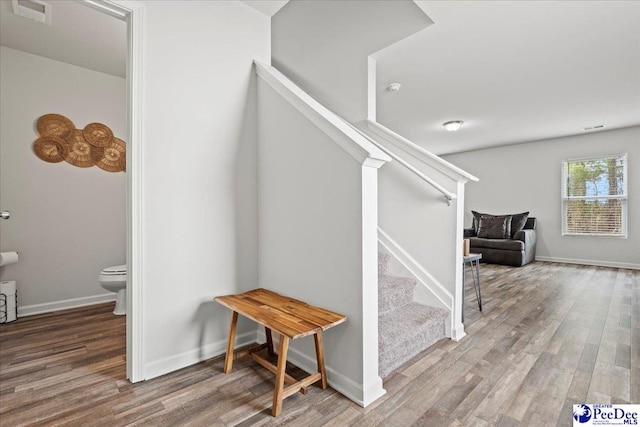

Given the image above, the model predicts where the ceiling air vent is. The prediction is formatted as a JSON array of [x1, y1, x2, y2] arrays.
[[11, 0, 52, 25], [583, 125, 605, 131]]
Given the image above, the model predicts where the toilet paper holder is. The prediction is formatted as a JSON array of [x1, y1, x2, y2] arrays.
[[0, 251, 19, 267]]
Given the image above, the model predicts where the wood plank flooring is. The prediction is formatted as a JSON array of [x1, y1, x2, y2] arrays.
[[1, 262, 638, 426]]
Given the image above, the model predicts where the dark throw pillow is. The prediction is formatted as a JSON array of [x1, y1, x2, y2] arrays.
[[471, 210, 488, 233], [509, 212, 530, 237], [477, 215, 512, 239], [472, 210, 530, 238]]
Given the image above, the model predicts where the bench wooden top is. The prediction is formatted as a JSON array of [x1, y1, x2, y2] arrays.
[[215, 288, 346, 339]]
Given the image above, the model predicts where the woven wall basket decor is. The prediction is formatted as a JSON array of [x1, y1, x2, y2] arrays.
[[63, 129, 96, 168], [36, 114, 75, 139], [32, 114, 126, 173], [33, 135, 66, 163], [91, 137, 126, 172], [83, 122, 114, 147]]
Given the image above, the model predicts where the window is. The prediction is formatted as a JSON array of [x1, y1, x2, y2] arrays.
[[562, 154, 627, 237]]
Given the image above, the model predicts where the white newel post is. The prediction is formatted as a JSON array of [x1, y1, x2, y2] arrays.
[[451, 180, 467, 341], [361, 158, 387, 406]]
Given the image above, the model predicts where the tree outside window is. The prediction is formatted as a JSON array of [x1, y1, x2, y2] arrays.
[[562, 154, 627, 237]]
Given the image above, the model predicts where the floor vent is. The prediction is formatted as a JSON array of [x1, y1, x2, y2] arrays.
[[11, 0, 52, 25]]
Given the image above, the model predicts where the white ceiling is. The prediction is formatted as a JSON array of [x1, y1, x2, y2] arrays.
[[1, 1, 637, 155], [0, 0, 126, 78], [375, 1, 640, 154], [0, 0, 284, 76]]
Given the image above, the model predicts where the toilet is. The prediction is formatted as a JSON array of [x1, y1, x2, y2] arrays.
[[99, 265, 127, 315]]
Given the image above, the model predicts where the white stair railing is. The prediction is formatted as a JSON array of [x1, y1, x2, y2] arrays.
[[341, 119, 457, 205], [360, 119, 478, 341]]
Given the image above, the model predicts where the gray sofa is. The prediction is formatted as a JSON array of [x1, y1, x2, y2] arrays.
[[464, 216, 537, 267]]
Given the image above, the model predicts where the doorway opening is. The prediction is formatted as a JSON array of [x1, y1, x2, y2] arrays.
[[80, 0, 144, 383]]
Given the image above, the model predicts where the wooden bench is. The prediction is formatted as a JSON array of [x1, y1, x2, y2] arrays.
[[215, 288, 347, 417]]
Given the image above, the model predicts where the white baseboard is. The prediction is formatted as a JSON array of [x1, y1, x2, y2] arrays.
[[143, 330, 257, 381], [285, 344, 385, 407], [18, 293, 116, 317], [256, 330, 386, 407], [535, 256, 640, 270]]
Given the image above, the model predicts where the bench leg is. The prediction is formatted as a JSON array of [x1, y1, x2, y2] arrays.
[[314, 331, 328, 389], [265, 327, 274, 357], [223, 311, 238, 374], [272, 335, 290, 417]]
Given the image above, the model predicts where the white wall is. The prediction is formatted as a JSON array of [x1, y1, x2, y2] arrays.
[[138, 1, 270, 379], [0, 46, 126, 312], [272, 0, 431, 123], [379, 157, 458, 287], [257, 79, 383, 406], [444, 126, 640, 269]]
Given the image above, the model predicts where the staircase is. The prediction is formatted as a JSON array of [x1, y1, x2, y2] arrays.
[[378, 253, 448, 378]]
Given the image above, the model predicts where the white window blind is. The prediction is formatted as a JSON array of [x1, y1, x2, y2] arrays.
[[562, 154, 627, 237]]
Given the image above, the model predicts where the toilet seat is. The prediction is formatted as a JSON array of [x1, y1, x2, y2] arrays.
[[101, 265, 127, 276]]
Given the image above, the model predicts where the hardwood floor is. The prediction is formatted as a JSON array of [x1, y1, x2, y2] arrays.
[[1, 262, 638, 426]]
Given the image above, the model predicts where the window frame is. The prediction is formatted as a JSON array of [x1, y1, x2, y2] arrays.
[[561, 153, 628, 238]]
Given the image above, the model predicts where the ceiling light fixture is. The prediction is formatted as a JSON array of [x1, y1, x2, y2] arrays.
[[386, 83, 402, 92], [443, 120, 464, 132]]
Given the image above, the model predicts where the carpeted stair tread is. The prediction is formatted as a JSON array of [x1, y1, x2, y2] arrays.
[[377, 252, 450, 378], [378, 275, 415, 315], [379, 317, 446, 377], [378, 302, 448, 377], [378, 302, 448, 349]]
